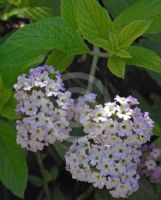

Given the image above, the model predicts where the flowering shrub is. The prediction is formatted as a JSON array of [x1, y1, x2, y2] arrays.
[[13, 66, 154, 198], [1, 0, 161, 199]]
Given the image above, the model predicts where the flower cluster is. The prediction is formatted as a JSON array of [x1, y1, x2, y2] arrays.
[[14, 66, 73, 152], [14, 66, 154, 198], [75, 94, 153, 147], [65, 94, 154, 198], [65, 137, 141, 198], [138, 144, 161, 183]]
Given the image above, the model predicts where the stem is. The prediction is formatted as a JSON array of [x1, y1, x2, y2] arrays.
[[89, 51, 107, 58], [48, 146, 62, 166], [87, 46, 100, 92], [140, 182, 158, 200], [36, 153, 52, 200], [76, 186, 94, 200]]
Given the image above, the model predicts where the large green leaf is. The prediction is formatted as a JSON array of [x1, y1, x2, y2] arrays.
[[0, 119, 27, 198], [0, 93, 20, 120], [114, 0, 161, 33], [61, 0, 78, 30], [146, 32, 161, 45], [0, 43, 45, 87], [127, 46, 161, 72], [5, 17, 89, 54], [0, 84, 12, 111], [147, 15, 161, 34], [0, 17, 89, 87], [119, 20, 151, 48], [139, 37, 161, 57], [108, 56, 125, 78], [102, 0, 137, 19], [46, 50, 74, 72], [77, 0, 113, 50]]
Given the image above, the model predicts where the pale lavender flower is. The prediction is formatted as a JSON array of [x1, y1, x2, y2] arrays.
[[65, 137, 142, 198], [14, 65, 73, 152]]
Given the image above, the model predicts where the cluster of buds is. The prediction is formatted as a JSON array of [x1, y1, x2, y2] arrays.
[[65, 94, 154, 198], [14, 66, 73, 152], [138, 144, 161, 183]]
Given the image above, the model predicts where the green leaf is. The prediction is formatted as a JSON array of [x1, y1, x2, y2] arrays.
[[114, 0, 161, 32], [108, 56, 125, 78], [108, 31, 119, 50], [53, 141, 67, 160], [49, 166, 59, 181], [5, 17, 89, 54], [0, 119, 27, 198], [46, 50, 74, 72], [126, 46, 161, 73], [29, 175, 43, 187], [0, 85, 12, 111], [119, 20, 151, 48], [146, 32, 161, 45], [44, 166, 59, 182], [0, 93, 20, 120], [0, 17, 89, 87], [148, 71, 161, 87], [102, 0, 130, 19], [61, 0, 78, 30], [77, 0, 113, 50], [1, 0, 61, 20], [116, 49, 132, 58], [0, 43, 45, 87], [147, 15, 161, 34], [153, 124, 161, 137], [1, 6, 54, 21], [139, 37, 161, 57]]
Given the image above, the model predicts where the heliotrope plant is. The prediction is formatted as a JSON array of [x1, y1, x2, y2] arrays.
[[1, 0, 161, 199], [14, 65, 154, 198]]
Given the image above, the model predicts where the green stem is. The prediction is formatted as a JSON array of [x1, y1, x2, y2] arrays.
[[48, 146, 62, 166], [76, 186, 94, 200], [36, 153, 52, 200], [87, 46, 100, 92]]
